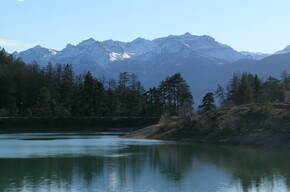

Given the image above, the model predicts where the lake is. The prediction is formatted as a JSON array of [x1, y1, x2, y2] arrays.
[[0, 133, 289, 192]]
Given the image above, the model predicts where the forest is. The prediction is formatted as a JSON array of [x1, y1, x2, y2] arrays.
[[0, 48, 193, 117], [198, 71, 290, 113], [1, 47, 290, 117]]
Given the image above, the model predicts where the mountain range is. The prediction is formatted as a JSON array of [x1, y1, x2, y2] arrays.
[[12, 33, 290, 104]]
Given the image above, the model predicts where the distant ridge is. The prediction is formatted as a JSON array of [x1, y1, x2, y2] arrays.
[[12, 33, 290, 104], [13, 33, 255, 67]]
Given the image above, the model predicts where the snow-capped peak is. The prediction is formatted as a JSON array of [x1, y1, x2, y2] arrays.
[[13, 33, 258, 68], [12, 45, 58, 65], [240, 51, 271, 60]]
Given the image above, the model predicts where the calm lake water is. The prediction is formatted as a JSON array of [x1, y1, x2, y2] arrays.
[[0, 133, 289, 192]]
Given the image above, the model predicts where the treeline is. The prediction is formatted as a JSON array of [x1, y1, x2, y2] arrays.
[[198, 72, 290, 113], [0, 48, 193, 117], [2, 47, 289, 117], [217, 72, 290, 106]]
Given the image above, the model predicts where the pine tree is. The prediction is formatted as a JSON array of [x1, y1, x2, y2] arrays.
[[158, 73, 193, 115], [59, 64, 74, 114], [227, 73, 241, 104], [253, 75, 264, 103], [198, 92, 216, 112], [236, 73, 254, 105], [34, 87, 51, 116], [264, 76, 285, 102], [82, 71, 95, 116], [117, 72, 130, 116]]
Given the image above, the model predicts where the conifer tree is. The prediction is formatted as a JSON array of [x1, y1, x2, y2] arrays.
[[198, 92, 216, 112]]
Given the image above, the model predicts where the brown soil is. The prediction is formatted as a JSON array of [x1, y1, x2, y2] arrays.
[[122, 123, 290, 149], [122, 104, 290, 149]]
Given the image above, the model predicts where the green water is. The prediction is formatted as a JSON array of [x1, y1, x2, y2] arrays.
[[0, 133, 289, 192]]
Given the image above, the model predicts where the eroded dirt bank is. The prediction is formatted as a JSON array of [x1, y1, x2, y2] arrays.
[[123, 104, 290, 149]]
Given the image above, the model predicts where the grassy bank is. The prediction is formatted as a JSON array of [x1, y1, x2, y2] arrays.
[[0, 117, 159, 133], [123, 103, 290, 149]]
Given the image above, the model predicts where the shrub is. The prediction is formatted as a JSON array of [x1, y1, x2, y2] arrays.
[[194, 115, 214, 134], [246, 103, 275, 119], [217, 112, 241, 134], [256, 103, 275, 118]]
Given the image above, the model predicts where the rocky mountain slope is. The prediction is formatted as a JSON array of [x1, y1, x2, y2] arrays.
[[12, 33, 290, 104]]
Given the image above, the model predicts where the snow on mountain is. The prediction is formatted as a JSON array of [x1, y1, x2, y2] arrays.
[[240, 51, 270, 60], [109, 52, 131, 62], [11, 33, 290, 105], [121, 37, 157, 57], [14, 33, 252, 69], [13, 45, 58, 66], [152, 33, 248, 62], [274, 45, 290, 55], [102, 40, 125, 53]]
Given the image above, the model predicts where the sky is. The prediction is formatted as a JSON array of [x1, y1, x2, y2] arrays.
[[1, 0, 290, 54]]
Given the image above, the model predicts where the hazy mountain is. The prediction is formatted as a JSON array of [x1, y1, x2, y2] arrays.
[[12, 33, 290, 104], [12, 45, 58, 66], [240, 51, 270, 60], [13, 33, 250, 68], [274, 45, 290, 55], [249, 52, 290, 77]]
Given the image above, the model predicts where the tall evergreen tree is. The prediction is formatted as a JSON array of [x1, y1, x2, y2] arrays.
[[227, 72, 241, 104], [59, 64, 74, 113], [253, 74, 264, 103], [117, 72, 130, 116], [158, 73, 193, 115], [264, 76, 285, 102], [236, 73, 254, 105], [198, 92, 216, 112]]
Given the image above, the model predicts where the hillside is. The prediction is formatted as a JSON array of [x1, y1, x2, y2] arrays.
[[123, 103, 290, 149]]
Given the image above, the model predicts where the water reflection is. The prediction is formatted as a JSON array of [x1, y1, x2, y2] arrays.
[[0, 133, 289, 192]]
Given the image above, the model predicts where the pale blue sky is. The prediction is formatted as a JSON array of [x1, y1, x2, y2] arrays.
[[1, 0, 290, 53]]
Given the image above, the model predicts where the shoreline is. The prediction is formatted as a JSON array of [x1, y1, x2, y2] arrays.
[[0, 117, 159, 133], [121, 123, 290, 150]]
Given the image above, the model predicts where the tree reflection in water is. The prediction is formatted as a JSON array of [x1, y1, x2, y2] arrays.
[[0, 139, 289, 191]]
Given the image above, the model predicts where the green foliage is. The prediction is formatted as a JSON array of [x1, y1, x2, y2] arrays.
[[33, 87, 51, 116], [258, 103, 276, 118], [264, 76, 285, 103], [222, 72, 289, 106], [216, 112, 241, 134], [198, 92, 216, 112], [236, 73, 254, 105], [0, 49, 193, 117], [194, 115, 214, 134], [157, 73, 194, 115], [1, 47, 287, 119]]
